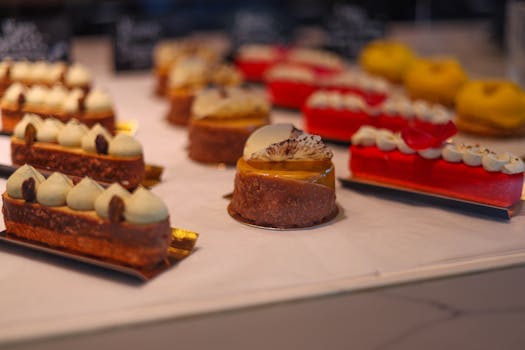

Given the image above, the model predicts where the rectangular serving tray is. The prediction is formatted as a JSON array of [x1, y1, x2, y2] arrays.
[[339, 177, 524, 220], [0, 228, 198, 281]]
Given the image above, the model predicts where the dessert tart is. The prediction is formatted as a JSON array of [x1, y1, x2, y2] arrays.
[[229, 124, 337, 228], [349, 124, 524, 208], [1, 83, 115, 133], [358, 40, 416, 83], [235, 44, 284, 82], [455, 80, 525, 137], [303, 90, 452, 142], [188, 86, 270, 165], [2, 165, 171, 268], [404, 58, 468, 107], [153, 39, 221, 96], [0, 60, 92, 96], [11, 116, 144, 189], [265, 64, 390, 109], [165, 57, 243, 126]]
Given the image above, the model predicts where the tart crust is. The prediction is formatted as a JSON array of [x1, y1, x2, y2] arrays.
[[2, 193, 171, 268], [166, 89, 195, 126], [455, 114, 525, 138], [11, 137, 145, 189]]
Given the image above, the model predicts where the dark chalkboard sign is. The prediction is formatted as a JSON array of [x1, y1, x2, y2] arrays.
[[112, 16, 162, 71], [325, 5, 385, 59], [0, 17, 71, 61]]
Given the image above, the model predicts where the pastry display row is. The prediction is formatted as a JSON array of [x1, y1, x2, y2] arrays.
[[1, 35, 524, 282], [1, 83, 115, 133]]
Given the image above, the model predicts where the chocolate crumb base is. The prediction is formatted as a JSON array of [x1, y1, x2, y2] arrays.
[[229, 172, 337, 229], [188, 118, 268, 165], [2, 193, 172, 268], [228, 203, 338, 230]]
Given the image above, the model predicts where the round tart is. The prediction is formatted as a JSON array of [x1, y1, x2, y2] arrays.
[[404, 58, 468, 107], [165, 57, 243, 126], [229, 124, 337, 228], [188, 86, 270, 165], [359, 40, 416, 83], [455, 80, 525, 137]]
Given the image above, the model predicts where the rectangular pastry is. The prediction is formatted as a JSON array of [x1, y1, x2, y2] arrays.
[[3, 166, 171, 268], [304, 91, 452, 142], [11, 115, 144, 189], [349, 125, 524, 208]]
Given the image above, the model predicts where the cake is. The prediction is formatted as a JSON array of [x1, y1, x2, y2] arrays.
[[235, 44, 283, 82], [0, 60, 92, 96], [358, 40, 416, 83], [265, 64, 390, 109], [165, 57, 243, 126], [285, 48, 344, 76], [188, 86, 270, 165], [153, 39, 221, 96], [264, 64, 317, 109], [303, 90, 452, 142], [1, 83, 115, 133], [229, 124, 337, 228], [349, 124, 524, 207], [404, 58, 468, 107], [455, 80, 525, 137], [11, 115, 145, 189], [2, 165, 171, 268]]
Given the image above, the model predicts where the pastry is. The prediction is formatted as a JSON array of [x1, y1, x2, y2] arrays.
[[0, 60, 92, 96], [320, 71, 390, 106], [455, 80, 525, 137], [188, 86, 270, 165], [235, 44, 283, 82], [359, 40, 416, 83], [265, 64, 390, 109], [285, 48, 344, 76], [404, 58, 468, 107], [165, 57, 243, 126], [349, 124, 524, 207], [264, 64, 318, 109], [229, 124, 337, 228], [2, 165, 171, 268], [304, 90, 452, 142], [153, 39, 221, 96], [1, 83, 115, 133], [11, 116, 144, 189]]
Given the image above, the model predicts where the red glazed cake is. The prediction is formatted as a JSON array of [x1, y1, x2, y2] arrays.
[[349, 124, 524, 207], [165, 57, 243, 126], [1, 83, 115, 133], [304, 91, 452, 142], [2, 165, 171, 268], [265, 64, 390, 110], [188, 86, 270, 165], [229, 124, 337, 228], [284, 47, 344, 76], [235, 44, 283, 82], [11, 116, 145, 189]]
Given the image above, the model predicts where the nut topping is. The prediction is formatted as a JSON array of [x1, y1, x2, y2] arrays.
[[24, 123, 37, 146], [108, 195, 125, 223], [22, 177, 36, 202], [95, 134, 109, 154]]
